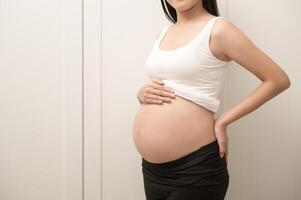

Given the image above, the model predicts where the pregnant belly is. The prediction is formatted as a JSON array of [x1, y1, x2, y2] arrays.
[[132, 95, 217, 163]]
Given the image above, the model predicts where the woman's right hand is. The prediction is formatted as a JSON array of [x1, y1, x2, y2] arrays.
[[137, 78, 176, 105]]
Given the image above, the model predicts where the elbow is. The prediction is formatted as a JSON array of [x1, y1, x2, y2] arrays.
[[276, 74, 291, 91], [284, 78, 291, 89], [280, 74, 291, 89], [265, 73, 291, 92]]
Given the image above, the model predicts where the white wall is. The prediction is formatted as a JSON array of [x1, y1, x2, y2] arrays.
[[0, 0, 84, 199], [225, 0, 301, 199]]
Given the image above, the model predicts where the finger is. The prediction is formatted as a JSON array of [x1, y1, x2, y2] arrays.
[[144, 93, 172, 103], [149, 82, 175, 95], [143, 98, 163, 105], [160, 85, 175, 95], [147, 88, 175, 99], [151, 78, 164, 85], [219, 146, 225, 158]]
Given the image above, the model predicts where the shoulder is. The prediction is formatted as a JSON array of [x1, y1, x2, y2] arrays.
[[212, 17, 240, 39], [212, 17, 255, 57]]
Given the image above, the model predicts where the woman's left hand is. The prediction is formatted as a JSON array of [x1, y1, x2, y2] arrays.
[[214, 118, 229, 164]]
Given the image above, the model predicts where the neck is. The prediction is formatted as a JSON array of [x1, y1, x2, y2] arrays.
[[175, 2, 209, 25]]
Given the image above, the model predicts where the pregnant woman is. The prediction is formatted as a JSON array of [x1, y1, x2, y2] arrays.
[[132, 0, 290, 199]]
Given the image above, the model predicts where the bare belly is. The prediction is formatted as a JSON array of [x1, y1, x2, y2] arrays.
[[132, 95, 217, 164]]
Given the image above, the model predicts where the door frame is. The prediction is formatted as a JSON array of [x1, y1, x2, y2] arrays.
[[83, 0, 102, 199]]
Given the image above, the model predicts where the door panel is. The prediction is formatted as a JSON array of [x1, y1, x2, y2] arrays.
[[0, 0, 83, 199]]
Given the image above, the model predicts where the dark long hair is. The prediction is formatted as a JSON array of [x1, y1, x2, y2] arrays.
[[161, 0, 220, 23]]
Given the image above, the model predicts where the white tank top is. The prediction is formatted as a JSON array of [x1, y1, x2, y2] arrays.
[[144, 16, 230, 113]]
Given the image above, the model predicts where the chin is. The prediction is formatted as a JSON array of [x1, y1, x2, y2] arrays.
[[167, 0, 199, 12]]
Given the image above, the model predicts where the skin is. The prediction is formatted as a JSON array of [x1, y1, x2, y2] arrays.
[[137, 0, 291, 162]]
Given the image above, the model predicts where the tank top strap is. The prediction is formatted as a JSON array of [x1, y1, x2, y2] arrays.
[[197, 16, 225, 52], [154, 24, 171, 47], [206, 16, 224, 33]]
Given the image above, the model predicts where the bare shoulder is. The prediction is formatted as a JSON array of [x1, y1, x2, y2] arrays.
[[211, 17, 251, 59], [212, 17, 286, 83], [213, 17, 250, 43], [212, 17, 259, 62], [213, 17, 237, 32]]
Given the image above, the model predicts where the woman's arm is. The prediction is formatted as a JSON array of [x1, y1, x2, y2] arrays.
[[213, 18, 291, 127]]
